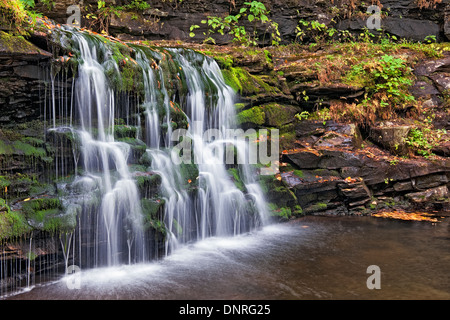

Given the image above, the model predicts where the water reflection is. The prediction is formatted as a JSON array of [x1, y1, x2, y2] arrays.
[[7, 215, 450, 300]]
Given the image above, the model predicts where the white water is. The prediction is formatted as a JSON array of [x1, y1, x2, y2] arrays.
[[53, 28, 267, 267], [1, 27, 269, 296]]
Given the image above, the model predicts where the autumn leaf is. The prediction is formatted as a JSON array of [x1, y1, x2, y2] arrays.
[[372, 210, 440, 223]]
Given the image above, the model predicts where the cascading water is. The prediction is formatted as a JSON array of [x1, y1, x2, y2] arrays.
[[1, 25, 269, 296]]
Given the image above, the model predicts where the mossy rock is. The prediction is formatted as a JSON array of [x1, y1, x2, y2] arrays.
[[222, 66, 282, 97], [0, 201, 31, 240], [227, 168, 245, 192], [0, 31, 51, 58], [20, 197, 77, 233], [262, 103, 299, 128], [237, 106, 265, 127], [134, 172, 162, 196], [267, 202, 302, 221], [259, 174, 298, 210], [114, 125, 138, 139], [141, 198, 166, 235], [179, 163, 199, 188], [117, 137, 147, 162]]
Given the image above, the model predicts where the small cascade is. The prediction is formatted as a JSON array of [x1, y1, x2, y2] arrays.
[[1, 24, 269, 297]]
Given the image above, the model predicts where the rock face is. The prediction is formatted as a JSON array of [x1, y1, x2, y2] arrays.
[[35, 0, 450, 43], [281, 120, 450, 215], [0, 31, 52, 124], [445, 4, 450, 41]]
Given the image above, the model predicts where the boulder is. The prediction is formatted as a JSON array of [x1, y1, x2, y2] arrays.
[[368, 124, 412, 155], [405, 185, 449, 203], [381, 18, 441, 42], [262, 103, 300, 127]]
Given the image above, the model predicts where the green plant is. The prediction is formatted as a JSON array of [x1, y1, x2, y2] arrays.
[[294, 111, 310, 121], [343, 54, 416, 123], [423, 35, 437, 44], [295, 18, 340, 44], [193, 1, 280, 46], [85, 0, 151, 34], [40, 0, 55, 10], [405, 127, 447, 158], [0, 0, 42, 35], [371, 55, 415, 106], [189, 24, 199, 38]]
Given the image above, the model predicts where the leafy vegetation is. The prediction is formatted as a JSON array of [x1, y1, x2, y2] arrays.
[[405, 126, 447, 158], [0, 0, 41, 35], [191, 1, 280, 46], [85, 0, 151, 34]]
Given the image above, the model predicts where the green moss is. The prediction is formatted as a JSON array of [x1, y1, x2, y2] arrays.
[[19, 198, 77, 233], [141, 198, 166, 234], [293, 170, 304, 178], [0, 31, 37, 53], [222, 66, 279, 96], [304, 202, 328, 214], [0, 207, 31, 240], [135, 173, 162, 192], [12, 140, 46, 158], [227, 168, 245, 192], [0, 140, 13, 155], [114, 125, 138, 139], [268, 203, 292, 220], [237, 107, 265, 126], [179, 163, 199, 188]]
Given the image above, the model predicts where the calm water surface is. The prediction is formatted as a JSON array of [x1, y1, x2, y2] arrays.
[[7, 215, 450, 300]]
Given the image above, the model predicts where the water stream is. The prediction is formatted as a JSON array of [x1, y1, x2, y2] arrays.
[[1, 25, 269, 296], [2, 26, 448, 300], [6, 215, 450, 300]]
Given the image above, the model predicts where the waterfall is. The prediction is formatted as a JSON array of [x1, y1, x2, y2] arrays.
[[1, 25, 269, 295]]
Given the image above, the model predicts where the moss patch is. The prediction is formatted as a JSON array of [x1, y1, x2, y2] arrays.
[[0, 202, 31, 240], [237, 107, 265, 126], [141, 198, 166, 235], [20, 198, 76, 233]]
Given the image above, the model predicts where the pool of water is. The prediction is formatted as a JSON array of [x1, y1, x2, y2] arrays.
[[6, 214, 450, 300]]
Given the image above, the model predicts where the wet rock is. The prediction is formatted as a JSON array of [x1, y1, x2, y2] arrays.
[[337, 179, 371, 207], [405, 185, 449, 203], [291, 83, 365, 110], [283, 149, 322, 169], [313, 131, 353, 148], [318, 149, 364, 170], [445, 4, 450, 41], [432, 141, 450, 157], [393, 181, 414, 192], [429, 73, 450, 92]]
